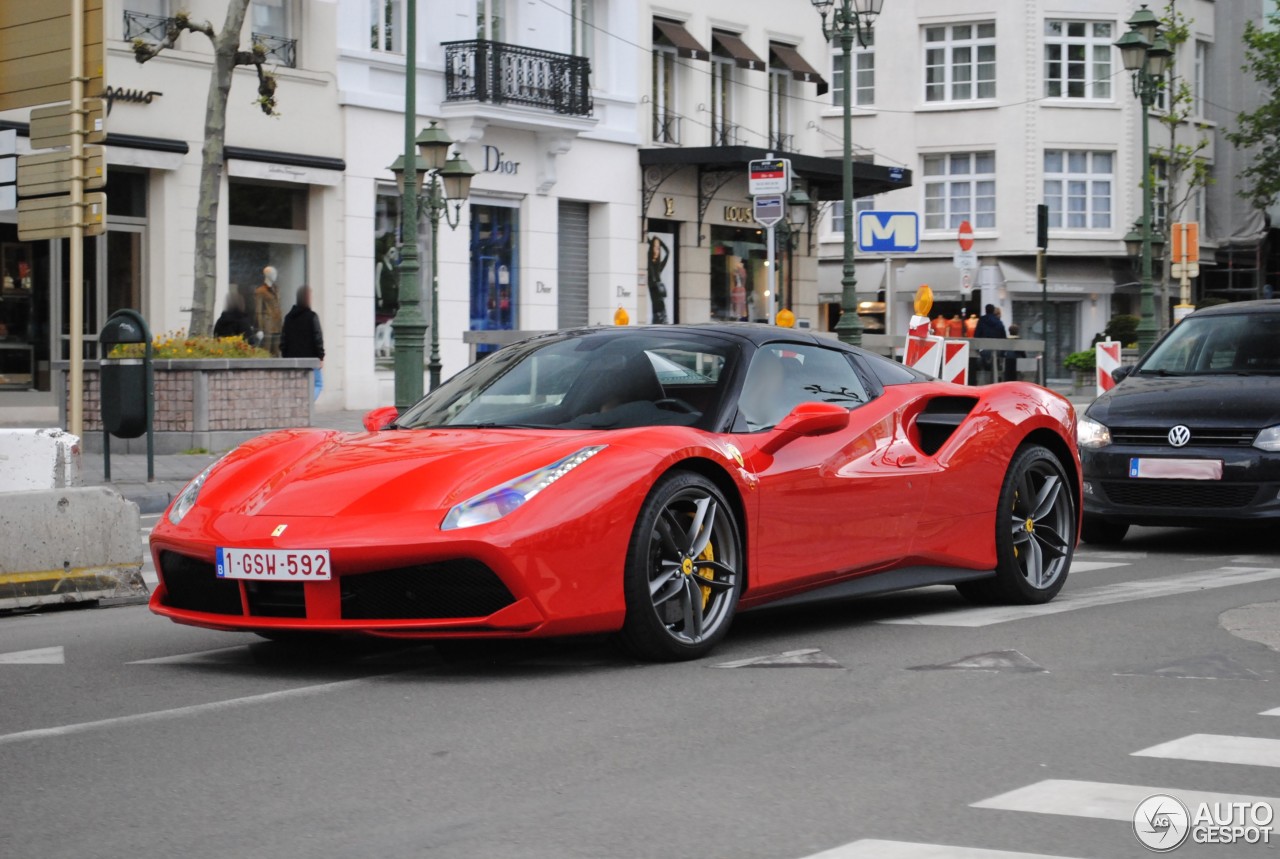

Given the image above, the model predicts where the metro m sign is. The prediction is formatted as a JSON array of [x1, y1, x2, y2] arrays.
[[857, 211, 920, 253]]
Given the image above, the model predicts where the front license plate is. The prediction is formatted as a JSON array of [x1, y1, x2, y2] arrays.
[[1128, 458, 1223, 480], [216, 548, 331, 581]]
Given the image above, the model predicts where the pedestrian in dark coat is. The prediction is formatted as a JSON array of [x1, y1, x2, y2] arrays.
[[973, 303, 1008, 375], [213, 290, 257, 342], [281, 285, 325, 401]]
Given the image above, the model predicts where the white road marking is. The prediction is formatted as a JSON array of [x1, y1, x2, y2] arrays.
[[1067, 561, 1130, 573], [1132, 734, 1280, 768], [0, 674, 398, 746], [711, 648, 842, 668], [1262, 706, 1280, 717], [128, 646, 250, 665], [973, 779, 1280, 832], [1073, 550, 1148, 561], [879, 567, 1280, 627], [796, 839, 1092, 859], [0, 646, 65, 665]]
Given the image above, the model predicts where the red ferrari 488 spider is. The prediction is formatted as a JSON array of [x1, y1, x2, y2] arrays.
[[150, 324, 1080, 660]]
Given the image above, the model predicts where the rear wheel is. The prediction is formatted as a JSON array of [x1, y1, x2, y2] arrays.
[[618, 472, 743, 661], [1081, 514, 1129, 545], [957, 444, 1075, 605]]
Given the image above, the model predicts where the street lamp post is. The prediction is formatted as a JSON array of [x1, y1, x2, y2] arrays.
[[390, 124, 477, 398], [811, 0, 884, 346], [1115, 4, 1172, 355]]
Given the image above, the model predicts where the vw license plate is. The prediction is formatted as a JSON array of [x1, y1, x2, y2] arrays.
[[1128, 458, 1223, 480], [216, 548, 331, 581]]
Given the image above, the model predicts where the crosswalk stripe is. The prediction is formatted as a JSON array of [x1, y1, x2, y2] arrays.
[[879, 566, 1280, 627], [0, 646, 65, 665], [1133, 734, 1280, 768], [1262, 707, 1280, 717], [972, 779, 1280, 832], [1067, 561, 1130, 573], [128, 646, 249, 665], [796, 839, 1092, 859]]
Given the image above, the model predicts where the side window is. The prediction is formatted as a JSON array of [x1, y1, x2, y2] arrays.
[[735, 344, 869, 432]]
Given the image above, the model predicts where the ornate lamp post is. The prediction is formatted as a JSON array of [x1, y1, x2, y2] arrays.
[[811, 0, 884, 346], [1115, 4, 1172, 354], [389, 123, 477, 401]]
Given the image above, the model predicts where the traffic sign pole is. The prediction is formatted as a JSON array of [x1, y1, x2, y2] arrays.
[[69, 0, 86, 439]]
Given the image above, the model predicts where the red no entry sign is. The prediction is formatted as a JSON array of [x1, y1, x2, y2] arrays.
[[957, 220, 974, 251]]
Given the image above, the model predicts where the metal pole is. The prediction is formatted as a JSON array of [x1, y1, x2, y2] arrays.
[[833, 7, 862, 346], [69, 0, 85, 439], [884, 256, 893, 354], [1136, 68, 1158, 354], [392, 0, 425, 411], [427, 175, 442, 390], [766, 222, 776, 325], [1038, 249, 1047, 386]]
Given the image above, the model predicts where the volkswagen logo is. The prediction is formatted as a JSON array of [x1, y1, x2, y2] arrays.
[[1167, 425, 1192, 447]]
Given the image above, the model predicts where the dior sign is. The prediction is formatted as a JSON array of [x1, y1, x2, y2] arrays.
[[483, 145, 520, 175]]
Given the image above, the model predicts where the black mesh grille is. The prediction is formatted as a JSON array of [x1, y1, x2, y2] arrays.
[[1110, 427, 1259, 447], [159, 551, 242, 615], [245, 581, 306, 618], [1101, 481, 1260, 509], [340, 560, 515, 620]]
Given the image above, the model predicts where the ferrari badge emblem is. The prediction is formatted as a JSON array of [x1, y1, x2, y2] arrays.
[[724, 443, 744, 468], [272, 524, 288, 537]]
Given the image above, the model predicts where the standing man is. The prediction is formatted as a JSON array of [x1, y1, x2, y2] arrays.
[[281, 285, 325, 401], [974, 303, 1008, 382], [254, 265, 284, 357]]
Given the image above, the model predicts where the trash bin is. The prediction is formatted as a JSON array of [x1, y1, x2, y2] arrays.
[[99, 312, 150, 438]]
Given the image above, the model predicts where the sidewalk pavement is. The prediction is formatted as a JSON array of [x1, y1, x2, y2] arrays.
[[11, 392, 1098, 515]]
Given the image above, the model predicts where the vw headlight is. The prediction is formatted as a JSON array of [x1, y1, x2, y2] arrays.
[[1254, 425, 1280, 452], [168, 462, 217, 525], [442, 446, 604, 531], [1077, 416, 1112, 449]]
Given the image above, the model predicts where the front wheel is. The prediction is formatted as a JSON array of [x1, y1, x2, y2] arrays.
[[618, 472, 743, 661], [957, 444, 1075, 605]]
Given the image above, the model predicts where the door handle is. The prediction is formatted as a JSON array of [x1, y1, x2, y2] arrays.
[[895, 453, 918, 467]]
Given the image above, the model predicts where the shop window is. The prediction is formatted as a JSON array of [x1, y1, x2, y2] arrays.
[[470, 204, 519, 354], [228, 179, 308, 315]]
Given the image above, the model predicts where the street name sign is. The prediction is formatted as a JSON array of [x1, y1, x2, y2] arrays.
[[857, 211, 920, 253], [18, 146, 106, 197], [17, 191, 105, 240], [29, 99, 107, 149], [753, 194, 784, 228], [748, 159, 790, 195], [0, 0, 105, 112]]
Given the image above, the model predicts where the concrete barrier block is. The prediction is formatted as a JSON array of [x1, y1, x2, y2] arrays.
[[0, 429, 81, 492], [0, 486, 145, 610]]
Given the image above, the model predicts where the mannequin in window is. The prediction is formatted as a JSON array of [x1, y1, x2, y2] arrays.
[[646, 234, 670, 324], [254, 265, 284, 357]]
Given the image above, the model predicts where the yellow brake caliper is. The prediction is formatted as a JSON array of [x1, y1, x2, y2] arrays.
[[697, 540, 716, 608]]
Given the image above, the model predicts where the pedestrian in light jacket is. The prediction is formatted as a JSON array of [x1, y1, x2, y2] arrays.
[[281, 285, 325, 401]]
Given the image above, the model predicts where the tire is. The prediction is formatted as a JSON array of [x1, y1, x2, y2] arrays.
[[617, 471, 743, 661], [1081, 514, 1129, 546], [956, 444, 1075, 605]]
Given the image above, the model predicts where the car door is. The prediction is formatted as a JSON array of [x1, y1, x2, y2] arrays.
[[732, 342, 931, 594]]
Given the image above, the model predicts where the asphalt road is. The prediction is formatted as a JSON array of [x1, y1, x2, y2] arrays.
[[2, 526, 1278, 859]]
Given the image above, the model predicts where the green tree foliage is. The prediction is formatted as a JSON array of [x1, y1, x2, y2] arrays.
[[1225, 6, 1280, 210]]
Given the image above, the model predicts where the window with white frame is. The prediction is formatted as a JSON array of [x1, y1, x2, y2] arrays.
[[710, 49, 736, 145], [1193, 40, 1208, 117], [571, 0, 595, 61], [252, 0, 292, 38], [477, 0, 504, 41], [1043, 150, 1113, 229], [768, 66, 791, 150], [653, 43, 679, 144], [369, 0, 403, 52], [1153, 157, 1169, 230], [831, 32, 875, 107], [922, 152, 995, 231], [1044, 20, 1113, 100], [828, 197, 875, 235], [924, 22, 995, 102]]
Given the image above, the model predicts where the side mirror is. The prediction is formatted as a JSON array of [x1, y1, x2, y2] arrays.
[[759, 402, 850, 455], [363, 405, 400, 432], [1112, 366, 1132, 383]]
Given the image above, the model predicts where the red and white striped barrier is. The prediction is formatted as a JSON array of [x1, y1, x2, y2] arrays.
[[1096, 340, 1121, 396], [941, 340, 969, 386], [904, 315, 943, 376]]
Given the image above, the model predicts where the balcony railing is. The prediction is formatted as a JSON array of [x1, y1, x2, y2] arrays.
[[444, 40, 593, 117], [653, 111, 681, 145], [711, 122, 742, 147], [768, 131, 795, 153], [123, 10, 176, 42], [252, 32, 297, 68]]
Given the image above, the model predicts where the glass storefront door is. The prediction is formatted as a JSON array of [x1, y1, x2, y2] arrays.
[[470, 204, 519, 355], [1013, 298, 1078, 381]]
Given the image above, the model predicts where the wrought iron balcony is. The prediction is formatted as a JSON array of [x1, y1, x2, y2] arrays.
[[444, 40, 593, 117], [123, 10, 176, 42], [653, 111, 681, 145], [253, 32, 297, 68], [711, 122, 742, 147], [768, 131, 796, 153]]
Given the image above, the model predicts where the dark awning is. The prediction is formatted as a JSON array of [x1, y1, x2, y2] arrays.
[[654, 19, 709, 61], [712, 31, 765, 71], [638, 145, 912, 201], [769, 42, 824, 84]]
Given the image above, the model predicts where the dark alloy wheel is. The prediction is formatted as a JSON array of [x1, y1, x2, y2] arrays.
[[1081, 514, 1129, 545], [618, 471, 743, 661], [957, 444, 1076, 605]]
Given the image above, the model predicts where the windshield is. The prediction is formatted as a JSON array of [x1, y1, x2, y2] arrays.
[[1139, 312, 1280, 376], [397, 331, 739, 431]]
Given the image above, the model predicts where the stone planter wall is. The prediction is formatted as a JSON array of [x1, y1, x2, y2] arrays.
[[55, 359, 318, 454]]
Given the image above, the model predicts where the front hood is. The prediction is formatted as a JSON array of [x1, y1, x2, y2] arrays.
[[1088, 374, 1280, 429], [199, 428, 620, 517]]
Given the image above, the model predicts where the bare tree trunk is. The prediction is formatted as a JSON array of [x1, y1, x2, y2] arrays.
[[190, 0, 251, 336]]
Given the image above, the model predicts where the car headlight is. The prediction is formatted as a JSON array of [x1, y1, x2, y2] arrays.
[[1254, 425, 1280, 452], [168, 462, 218, 525], [441, 446, 605, 531], [1077, 416, 1112, 449]]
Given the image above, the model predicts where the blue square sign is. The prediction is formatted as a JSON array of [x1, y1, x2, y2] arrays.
[[857, 211, 920, 253]]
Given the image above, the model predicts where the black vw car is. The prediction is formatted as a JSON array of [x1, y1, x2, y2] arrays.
[[1078, 300, 1280, 544]]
